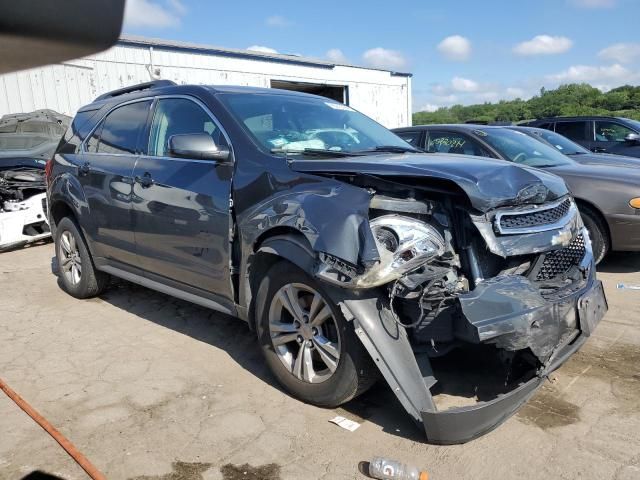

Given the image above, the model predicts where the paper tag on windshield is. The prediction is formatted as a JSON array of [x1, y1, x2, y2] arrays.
[[325, 102, 354, 111], [329, 416, 360, 431]]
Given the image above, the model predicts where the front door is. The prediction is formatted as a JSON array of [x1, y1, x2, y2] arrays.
[[131, 96, 234, 299], [593, 120, 640, 156], [79, 99, 152, 267]]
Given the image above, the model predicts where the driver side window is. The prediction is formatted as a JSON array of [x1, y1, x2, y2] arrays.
[[594, 121, 635, 142], [147, 98, 227, 157]]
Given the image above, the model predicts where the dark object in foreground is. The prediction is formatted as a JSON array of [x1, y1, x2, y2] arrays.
[[48, 82, 606, 443], [0, 0, 124, 74]]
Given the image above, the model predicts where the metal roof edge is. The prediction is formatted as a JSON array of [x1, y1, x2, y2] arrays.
[[117, 35, 412, 77]]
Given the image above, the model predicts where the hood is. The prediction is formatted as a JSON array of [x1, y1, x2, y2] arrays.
[[548, 157, 640, 183], [288, 153, 568, 212], [568, 152, 640, 169], [0, 109, 70, 161]]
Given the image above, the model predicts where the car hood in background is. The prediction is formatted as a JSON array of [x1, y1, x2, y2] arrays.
[[0, 109, 71, 161], [288, 153, 569, 213], [568, 153, 640, 169], [548, 158, 640, 184]]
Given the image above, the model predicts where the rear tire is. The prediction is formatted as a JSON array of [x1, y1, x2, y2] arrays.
[[256, 261, 378, 407], [579, 205, 609, 265], [55, 216, 109, 298]]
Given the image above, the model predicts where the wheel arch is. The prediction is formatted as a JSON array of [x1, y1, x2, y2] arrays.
[[245, 227, 317, 330], [573, 197, 612, 250]]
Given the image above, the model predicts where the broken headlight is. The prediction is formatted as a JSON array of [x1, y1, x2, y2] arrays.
[[353, 215, 446, 288]]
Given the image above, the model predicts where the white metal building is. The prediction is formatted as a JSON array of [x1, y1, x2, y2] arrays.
[[0, 35, 412, 128]]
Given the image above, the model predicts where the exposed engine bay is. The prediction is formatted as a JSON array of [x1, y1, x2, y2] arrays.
[[0, 109, 70, 251]]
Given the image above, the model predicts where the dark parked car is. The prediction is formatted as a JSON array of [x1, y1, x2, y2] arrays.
[[394, 124, 640, 263], [48, 81, 606, 444], [523, 116, 640, 158]]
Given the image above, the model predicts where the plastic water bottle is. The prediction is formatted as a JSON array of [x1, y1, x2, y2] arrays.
[[368, 456, 428, 480]]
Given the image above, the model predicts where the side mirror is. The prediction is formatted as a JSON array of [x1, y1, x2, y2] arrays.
[[168, 134, 230, 161], [624, 133, 640, 144]]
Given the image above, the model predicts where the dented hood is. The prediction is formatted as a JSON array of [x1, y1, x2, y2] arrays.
[[288, 153, 568, 212]]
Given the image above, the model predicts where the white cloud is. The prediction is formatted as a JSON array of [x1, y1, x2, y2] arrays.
[[513, 35, 573, 56], [505, 87, 525, 98], [326, 49, 348, 63], [569, 0, 616, 8], [598, 43, 640, 64], [419, 104, 441, 113], [265, 15, 292, 27], [546, 63, 638, 89], [247, 45, 279, 54], [362, 48, 408, 70], [124, 0, 186, 28], [451, 76, 480, 92], [437, 35, 472, 61]]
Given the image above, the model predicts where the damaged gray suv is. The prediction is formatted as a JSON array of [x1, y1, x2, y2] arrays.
[[47, 81, 607, 444]]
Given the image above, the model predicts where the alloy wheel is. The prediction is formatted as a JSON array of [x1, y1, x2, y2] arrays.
[[59, 230, 82, 285], [268, 283, 341, 384]]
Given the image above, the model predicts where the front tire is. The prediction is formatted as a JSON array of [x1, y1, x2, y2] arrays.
[[55, 216, 109, 298], [579, 205, 609, 265], [256, 261, 377, 407]]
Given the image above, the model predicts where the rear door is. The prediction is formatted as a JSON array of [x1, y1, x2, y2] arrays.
[[80, 99, 152, 267], [554, 120, 591, 150], [131, 96, 234, 299]]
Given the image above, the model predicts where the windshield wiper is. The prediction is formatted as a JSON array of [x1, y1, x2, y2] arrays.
[[355, 145, 422, 154], [270, 148, 363, 157]]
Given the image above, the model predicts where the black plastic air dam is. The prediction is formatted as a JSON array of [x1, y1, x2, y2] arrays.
[[421, 328, 591, 445]]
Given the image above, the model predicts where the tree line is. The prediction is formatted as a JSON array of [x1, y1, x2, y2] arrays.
[[412, 84, 640, 125]]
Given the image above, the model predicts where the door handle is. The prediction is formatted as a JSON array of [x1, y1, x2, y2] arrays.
[[135, 172, 153, 188], [78, 162, 91, 176], [591, 146, 607, 153]]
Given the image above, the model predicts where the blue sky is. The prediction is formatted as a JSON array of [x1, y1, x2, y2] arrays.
[[122, 0, 639, 112]]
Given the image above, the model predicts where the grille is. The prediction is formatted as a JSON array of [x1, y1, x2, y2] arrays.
[[536, 234, 586, 281], [500, 198, 571, 231]]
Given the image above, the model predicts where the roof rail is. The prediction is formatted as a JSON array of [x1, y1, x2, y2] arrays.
[[94, 80, 177, 102]]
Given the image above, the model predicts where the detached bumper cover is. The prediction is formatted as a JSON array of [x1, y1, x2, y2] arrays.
[[339, 248, 607, 444]]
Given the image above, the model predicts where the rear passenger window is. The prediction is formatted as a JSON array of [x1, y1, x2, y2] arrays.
[[397, 131, 422, 147], [555, 121, 587, 141], [96, 101, 152, 154], [426, 131, 485, 156], [147, 98, 227, 157]]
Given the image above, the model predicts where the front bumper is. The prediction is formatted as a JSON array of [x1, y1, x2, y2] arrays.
[[0, 193, 51, 251], [337, 240, 607, 444]]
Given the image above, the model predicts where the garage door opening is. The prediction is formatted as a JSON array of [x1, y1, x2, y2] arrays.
[[270, 80, 348, 104]]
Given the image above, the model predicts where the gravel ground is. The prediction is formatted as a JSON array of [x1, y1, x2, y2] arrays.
[[1, 242, 639, 480]]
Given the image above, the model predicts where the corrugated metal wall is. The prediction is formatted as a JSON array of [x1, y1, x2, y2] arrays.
[[0, 40, 411, 128]]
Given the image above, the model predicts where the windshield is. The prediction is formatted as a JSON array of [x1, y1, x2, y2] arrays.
[[522, 128, 589, 155], [218, 93, 412, 155], [475, 128, 572, 167]]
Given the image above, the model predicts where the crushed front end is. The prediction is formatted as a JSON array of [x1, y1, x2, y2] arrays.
[[314, 184, 607, 444]]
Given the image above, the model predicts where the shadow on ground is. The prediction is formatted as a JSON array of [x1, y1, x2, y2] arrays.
[[97, 278, 428, 441], [598, 251, 640, 274]]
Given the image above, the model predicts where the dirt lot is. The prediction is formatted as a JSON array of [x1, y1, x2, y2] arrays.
[[1, 243, 639, 480]]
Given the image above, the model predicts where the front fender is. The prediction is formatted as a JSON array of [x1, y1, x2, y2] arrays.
[[237, 179, 379, 310], [48, 171, 90, 238]]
